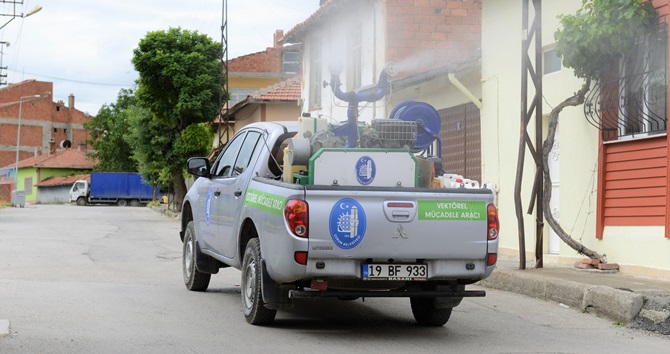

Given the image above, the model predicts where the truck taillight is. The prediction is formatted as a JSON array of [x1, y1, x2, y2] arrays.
[[487, 204, 499, 240], [285, 199, 308, 238]]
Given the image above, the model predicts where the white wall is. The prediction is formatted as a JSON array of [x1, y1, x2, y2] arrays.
[[482, 0, 599, 260], [303, 1, 388, 124]]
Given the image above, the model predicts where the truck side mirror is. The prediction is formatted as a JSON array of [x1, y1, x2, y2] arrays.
[[187, 157, 211, 178]]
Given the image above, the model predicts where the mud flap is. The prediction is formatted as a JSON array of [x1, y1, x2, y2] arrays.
[[195, 241, 222, 274], [261, 260, 293, 310]]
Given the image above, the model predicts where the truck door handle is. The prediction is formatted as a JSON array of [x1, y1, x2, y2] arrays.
[[214, 191, 221, 197], [234, 190, 242, 197]]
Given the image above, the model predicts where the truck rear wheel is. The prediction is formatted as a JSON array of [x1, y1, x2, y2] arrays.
[[182, 221, 211, 291], [76, 197, 86, 206], [241, 238, 276, 325], [117, 199, 128, 207], [129, 199, 141, 207], [410, 297, 452, 326]]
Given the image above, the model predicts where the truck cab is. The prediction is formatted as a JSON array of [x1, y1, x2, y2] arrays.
[[70, 180, 88, 206]]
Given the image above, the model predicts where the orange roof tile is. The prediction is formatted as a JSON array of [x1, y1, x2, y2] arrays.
[[1, 149, 96, 170], [228, 76, 302, 114], [36, 173, 90, 187]]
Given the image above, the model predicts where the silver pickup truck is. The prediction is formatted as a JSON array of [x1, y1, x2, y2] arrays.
[[180, 119, 499, 326]]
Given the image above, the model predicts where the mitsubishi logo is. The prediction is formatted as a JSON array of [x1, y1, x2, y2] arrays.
[[393, 224, 408, 239]]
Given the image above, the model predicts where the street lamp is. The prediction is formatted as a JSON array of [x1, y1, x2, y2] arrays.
[[0, 4, 43, 31], [13, 94, 43, 191]]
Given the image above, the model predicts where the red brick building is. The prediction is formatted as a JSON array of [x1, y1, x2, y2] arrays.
[[0, 80, 91, 168]]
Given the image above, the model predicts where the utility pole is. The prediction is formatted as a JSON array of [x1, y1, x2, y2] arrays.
[[218, 0, 230, 147], [515, 0, 543, 269]]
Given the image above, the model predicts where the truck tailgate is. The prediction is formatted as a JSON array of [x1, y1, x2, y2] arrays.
[[305, 186, 492, 261]]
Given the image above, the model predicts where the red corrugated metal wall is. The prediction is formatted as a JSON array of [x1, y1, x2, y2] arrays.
[[598, 137, 668, 236]]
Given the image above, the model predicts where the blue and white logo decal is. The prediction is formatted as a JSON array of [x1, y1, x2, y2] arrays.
[[355, 155, 376, 185], [205, 187, 213, 225], [329, 198, 367, 249]]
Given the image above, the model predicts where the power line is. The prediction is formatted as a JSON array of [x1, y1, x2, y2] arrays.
[[7, 68, 134, 87]]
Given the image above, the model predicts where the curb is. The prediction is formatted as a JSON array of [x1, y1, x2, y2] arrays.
[[479, 268, 644, 323]]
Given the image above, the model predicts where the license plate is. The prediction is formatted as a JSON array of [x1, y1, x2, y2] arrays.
[[362, 264, 427, 281]]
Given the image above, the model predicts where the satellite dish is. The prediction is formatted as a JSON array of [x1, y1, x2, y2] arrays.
[[60, 140, 72, 148]]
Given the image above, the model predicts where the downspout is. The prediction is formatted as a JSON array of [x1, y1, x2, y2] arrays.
[[448, 72, 482, 109]]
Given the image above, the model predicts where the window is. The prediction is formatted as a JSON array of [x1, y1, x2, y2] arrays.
[[211, 130, 263, 178], [283, 48, 300, 74], [618, 27, 667, 137], [309, 40, 322, 110], [228, 88, 256, 107], [212, 133, 246, 177], [53, 128, 58, 133], [64, 128, 68, 134], [232, 131, 261, 176], [584, 24, 667, 140], [347, 24, 362, 90], [543, 48, 561, 75]]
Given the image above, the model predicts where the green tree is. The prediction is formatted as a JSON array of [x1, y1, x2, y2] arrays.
[[131, 27, 222, 210], [544, 0, 657, 262], [85, 88, 139, 172]]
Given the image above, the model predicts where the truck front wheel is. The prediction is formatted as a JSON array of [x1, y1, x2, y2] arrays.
[[182, 221, 211, 291], [76, 197, 86, 206], [410, 297, 452, 326], [241, 238, 276, 325]]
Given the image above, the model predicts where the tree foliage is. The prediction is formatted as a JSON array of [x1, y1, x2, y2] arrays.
[[85, 88, 139, 172], [131, 27, 221, 210], [555, 0, 657, 80]]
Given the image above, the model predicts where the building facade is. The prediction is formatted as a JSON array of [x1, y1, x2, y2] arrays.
[[282, 0, 484, 180], [481, 0, 670, 276], [0, 80, 90, 169]]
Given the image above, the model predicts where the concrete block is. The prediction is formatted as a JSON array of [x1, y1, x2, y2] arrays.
[[576, 258, 600, 266], [574, 262, 595, 269], [583, 286, 644, 323], [597, 263, 619, 270]]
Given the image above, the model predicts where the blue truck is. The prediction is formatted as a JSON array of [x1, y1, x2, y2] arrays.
[[69, 172, 154, 207]]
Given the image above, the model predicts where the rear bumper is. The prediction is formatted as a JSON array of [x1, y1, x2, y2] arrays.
[[289, 289, 485, 299], [303, 258, 494, 281]]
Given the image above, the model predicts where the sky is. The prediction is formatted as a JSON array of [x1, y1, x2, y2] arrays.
[[0, 0, 320, 115]]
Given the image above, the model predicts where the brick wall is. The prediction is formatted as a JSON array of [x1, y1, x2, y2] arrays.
[[0, 80, 91, 168], [385, 0, 481, 75], [229, 47, 282, 73]]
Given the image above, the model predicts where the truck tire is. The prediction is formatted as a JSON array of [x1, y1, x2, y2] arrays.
[[182, 221, 211, 291], [241, 238, 276, 325], [76, 197, 86, 206], [129, 199, 141, 207], [117, 199, 128, 207], [410, 297, 452, 326]]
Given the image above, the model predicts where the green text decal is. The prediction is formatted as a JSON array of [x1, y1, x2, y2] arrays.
[[244, 188, 285, 215], [418, 201, 486, 221]]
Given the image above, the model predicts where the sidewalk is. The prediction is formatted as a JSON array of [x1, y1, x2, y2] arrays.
[[479, 256, 670, 334]]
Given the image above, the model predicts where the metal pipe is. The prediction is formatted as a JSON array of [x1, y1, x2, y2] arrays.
[[448, 73, 482, 109], [14, 94, 41, 190]]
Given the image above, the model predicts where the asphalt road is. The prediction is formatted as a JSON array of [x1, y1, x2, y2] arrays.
[[1, 204, 669, 353]]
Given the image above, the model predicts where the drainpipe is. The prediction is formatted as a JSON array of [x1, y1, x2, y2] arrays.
[[448, 72, 482, 109]]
